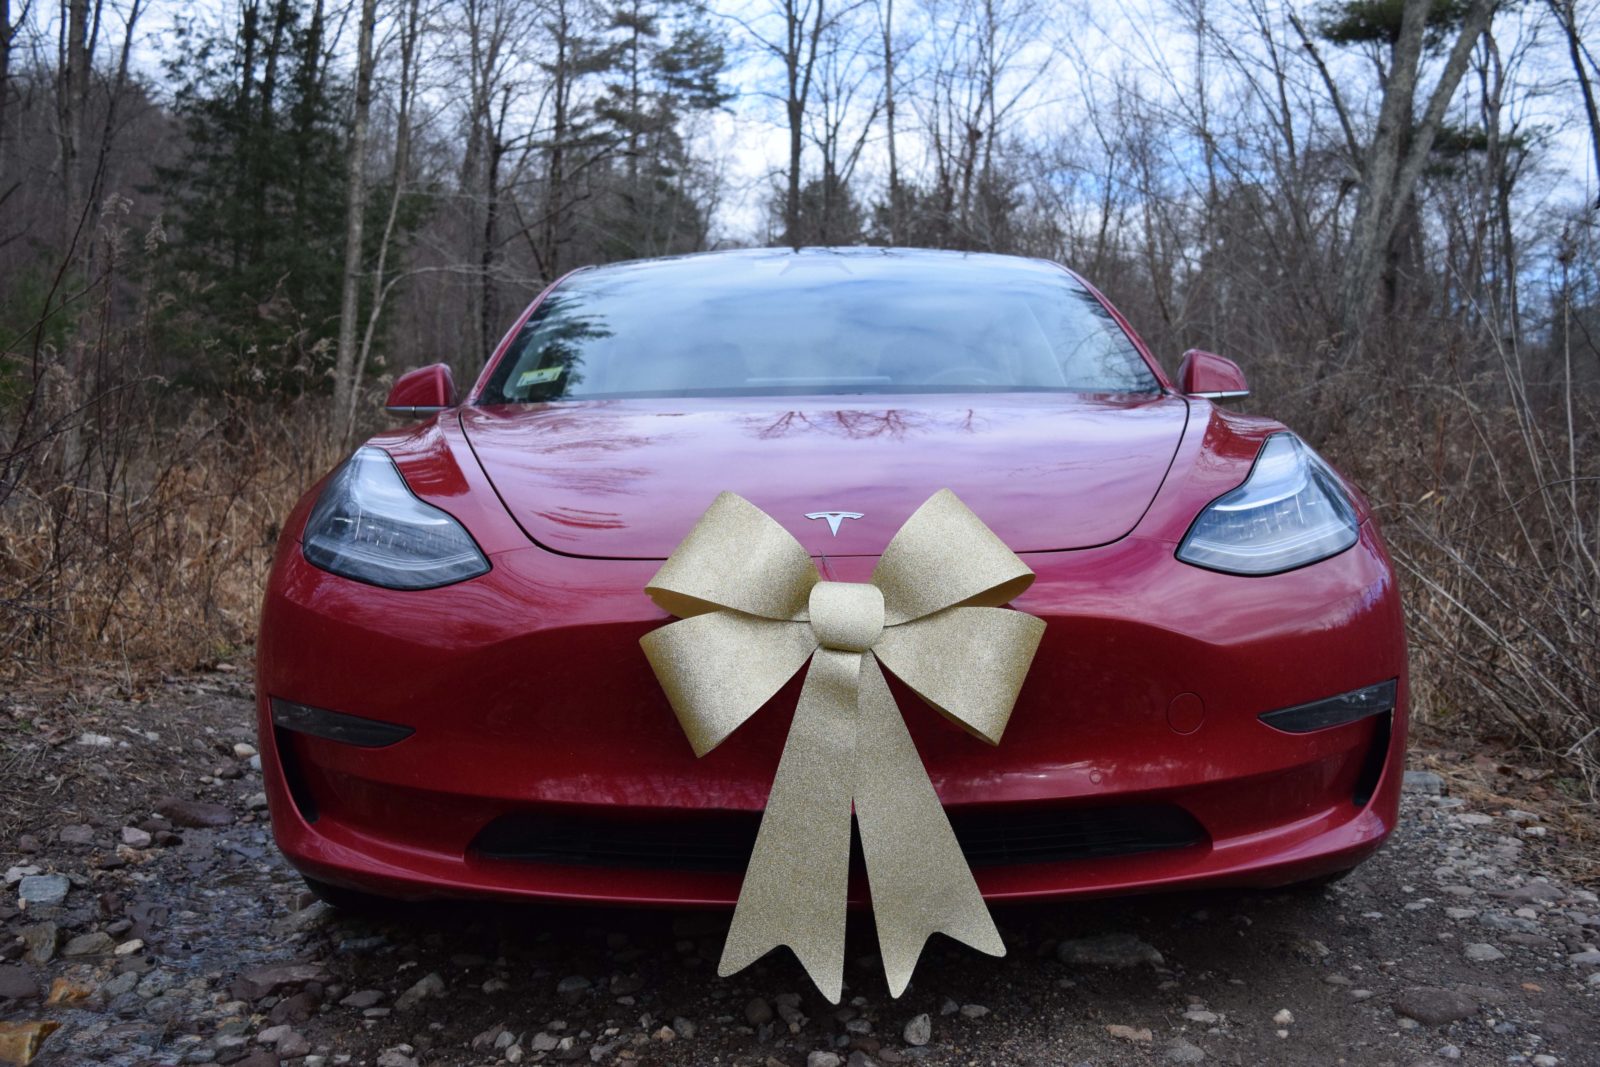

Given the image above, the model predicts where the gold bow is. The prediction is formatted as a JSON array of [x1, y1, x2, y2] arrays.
[[640, 489, 1046, 1002]]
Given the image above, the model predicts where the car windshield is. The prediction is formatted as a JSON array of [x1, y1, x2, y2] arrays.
[[478, 249, 1159, 403]]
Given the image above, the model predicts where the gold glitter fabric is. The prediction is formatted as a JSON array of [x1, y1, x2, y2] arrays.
[[639, 489, 1047, 1002]]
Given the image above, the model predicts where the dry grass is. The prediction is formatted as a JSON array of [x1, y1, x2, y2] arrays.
[[1318, 332, 1600, 794], [0, 401, 338, 683]]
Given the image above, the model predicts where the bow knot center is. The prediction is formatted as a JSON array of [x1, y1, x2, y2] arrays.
[[808, 581, 885, 653]]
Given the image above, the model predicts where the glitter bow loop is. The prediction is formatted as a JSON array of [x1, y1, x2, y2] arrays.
[[640, 489, 1046, 1002]]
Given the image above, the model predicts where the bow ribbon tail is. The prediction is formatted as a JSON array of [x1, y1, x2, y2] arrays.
[[854, 654, 1004, 998], [718, 647, 860, 1004]]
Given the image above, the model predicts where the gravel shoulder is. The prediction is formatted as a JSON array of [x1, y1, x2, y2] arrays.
[[3, 671, 1599, 1067]]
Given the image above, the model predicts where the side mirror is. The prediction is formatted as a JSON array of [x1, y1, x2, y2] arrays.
[[385, 363, 456, 418], [1177, 349, 1249, 401]]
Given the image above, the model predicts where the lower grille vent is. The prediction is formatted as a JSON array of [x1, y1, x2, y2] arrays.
[[470, 803, 1206, 871]]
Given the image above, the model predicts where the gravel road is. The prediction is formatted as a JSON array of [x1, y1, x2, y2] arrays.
[[2, 671, 1598, 1067]]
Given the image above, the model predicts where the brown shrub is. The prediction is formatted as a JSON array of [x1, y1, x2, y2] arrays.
[[1310, 338, 1600, 790], [1, 400, 338, 681]]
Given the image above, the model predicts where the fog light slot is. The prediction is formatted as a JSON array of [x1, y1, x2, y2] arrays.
[[1351, 712, 1392, 808], [270, 697, 414, 748], [1258, 679, 1396, 734], [273, 727, 321, 823]]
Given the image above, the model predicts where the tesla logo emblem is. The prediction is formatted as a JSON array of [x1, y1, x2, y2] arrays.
[[805, 510, 864, 536]]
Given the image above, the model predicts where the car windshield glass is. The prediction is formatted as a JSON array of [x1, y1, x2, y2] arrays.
[[479, 250, 1159, 402]]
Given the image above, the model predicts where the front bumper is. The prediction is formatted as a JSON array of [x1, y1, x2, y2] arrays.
[[257, 522, 1407, 906]]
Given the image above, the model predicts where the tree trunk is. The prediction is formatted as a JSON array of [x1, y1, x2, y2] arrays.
[[292, 0, 327, 231], [483, 127, 503, 358], [782, 0, 825, 247], [625, 0, 641, 186], [879, 0, 897, 243], [58, 0, 90, 245], [542, 2, 570, 280], [958, 121, 979, 239], [252, 0, 291, 265], [785, 96, 803, 243], [333, 0, 379, 432], [52, 0, 92, 480], [347, 0, 420, 438], [0, 0, 13, 176], [1550, 0, 1600, 210], [1335, 0, 1493, 354]]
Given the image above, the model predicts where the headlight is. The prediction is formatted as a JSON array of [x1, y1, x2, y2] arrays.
[[301, 447, 489, 589], [1177, 433, 1358, 575]]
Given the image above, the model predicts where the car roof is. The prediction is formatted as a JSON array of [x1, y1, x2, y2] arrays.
[[567, 246, 1071, 285]]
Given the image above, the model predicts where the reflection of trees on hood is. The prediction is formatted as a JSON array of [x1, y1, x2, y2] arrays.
[[748, 407, 958, 441]]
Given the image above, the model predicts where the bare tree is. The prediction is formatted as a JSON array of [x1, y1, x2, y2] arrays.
[[333, 0, 380, 426], [915, 0, 1047, 247], [344, 0, 426, 438], [1331, 0, 1494, 352], [538, 0, 592, 280], [732, 0, 842, 245], [804, 6, 878, 241], [451, 0, 538, 356], [875, 0, 899, 242], [0, 0, 22, 176], [56, 0, 90, 245], [1549, 0, 1600, 209]]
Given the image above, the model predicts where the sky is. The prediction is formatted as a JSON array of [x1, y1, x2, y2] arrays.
[[30, 0, 1600, 243]]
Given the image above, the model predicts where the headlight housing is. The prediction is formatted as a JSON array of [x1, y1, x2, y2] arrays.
[[301, 447, 489, 589], [1177, 433, 1358, 575]]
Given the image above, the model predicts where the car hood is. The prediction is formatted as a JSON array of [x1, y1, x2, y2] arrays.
[[459, 392, 1189, 558]]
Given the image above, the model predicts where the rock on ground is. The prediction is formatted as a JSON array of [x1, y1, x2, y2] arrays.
[[231, 962, 332, 1001], [0, 966, 40, 1000], [0, 1022, 60, 1065], [15, 874, 68, 908], [156, 797, 236, 828], [1394, 987, 1480, 1026], [1057, 933, 1165, 968], [1403, 770, 1445, 795], [1106, 1024, 1154, 1043], [394, 971, 445, 1009], [1166, 1038, 1206, 1063]]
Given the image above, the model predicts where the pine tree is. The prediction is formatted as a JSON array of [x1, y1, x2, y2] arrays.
[[593, 0, 729, 259], [157, 0, 350, 394], [537, 0, 619, 280]]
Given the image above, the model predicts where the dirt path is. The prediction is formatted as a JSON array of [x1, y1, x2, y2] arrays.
[[3, 673, 1598, 1067]]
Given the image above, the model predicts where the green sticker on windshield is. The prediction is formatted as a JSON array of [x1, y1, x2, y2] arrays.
[[516, 366, 564, 388]]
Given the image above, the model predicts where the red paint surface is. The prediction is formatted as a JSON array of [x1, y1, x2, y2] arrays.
[[1166, 693, 1205, 735], [1177, 349, 1250, 397], [257, 263, 1407, 907], [385, 363, 456, 409], [459, 393, 1190, 557]]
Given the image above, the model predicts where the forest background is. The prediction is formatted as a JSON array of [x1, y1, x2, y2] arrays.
[[1, 0, 1597, 793]]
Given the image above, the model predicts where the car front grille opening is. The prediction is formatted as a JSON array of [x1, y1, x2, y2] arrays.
[[469, 803, 1207, 872], [273, 727, 320, 824], [950, 804, 1207, 867], [1351, 712, 1393, 808]]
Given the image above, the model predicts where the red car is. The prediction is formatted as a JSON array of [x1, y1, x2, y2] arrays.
[[257, 247, 1405, 913]]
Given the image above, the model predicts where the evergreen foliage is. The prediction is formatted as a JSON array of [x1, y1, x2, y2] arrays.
[[593, 0, 730, 259], [1318, 0, 1479, 50], [157, 0, 350, 394]]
